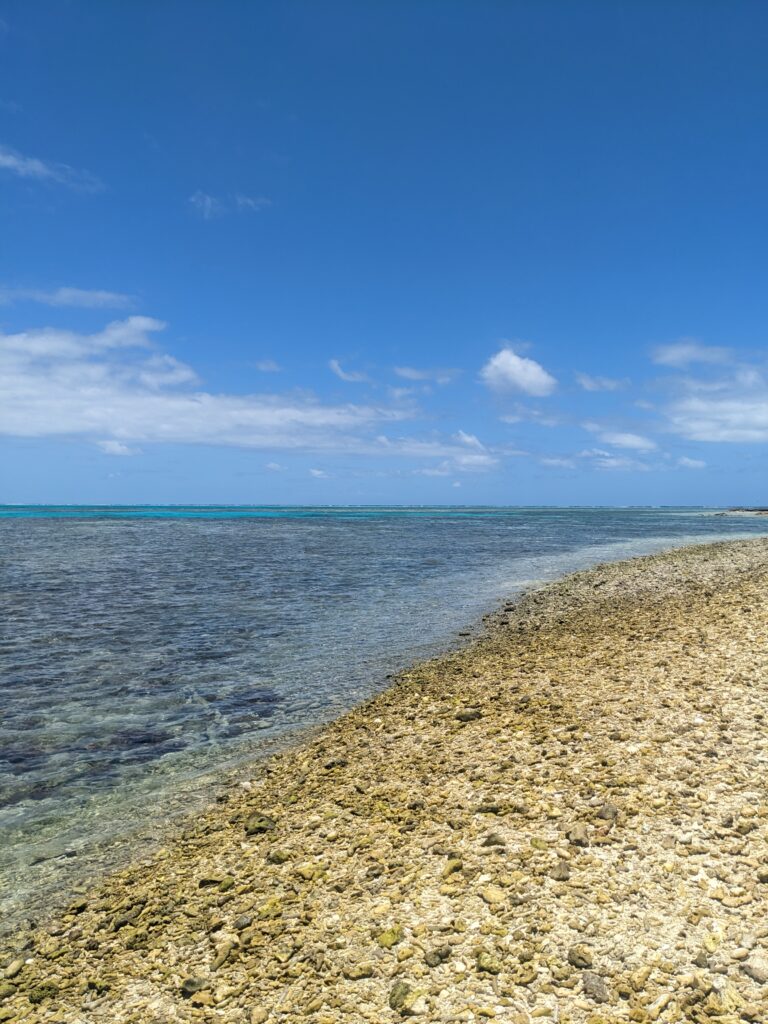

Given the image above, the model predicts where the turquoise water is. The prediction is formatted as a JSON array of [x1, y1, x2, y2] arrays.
[[2, 505, 767, 929]]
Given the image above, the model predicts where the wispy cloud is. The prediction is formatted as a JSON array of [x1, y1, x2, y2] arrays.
[[394, 365, 458, 385], [659, 352, 768, 441], [578, 449, 650, 471], [0, 144, 102, 191], [480, 346, 557, 397], [254, 359, 281, 372], [652, 339, 731, 367], [597, 430, 657, 451], [0, 285, 133, 309], [575, 372, 627, 392], [189, 191, 271, 219], [235, 194, 272, 212], [677, 456, 706, 469], [97, 440, 142, 457], [309, 468, 329, 478], [329, 359, 370, 383], [189, 191, 224, 219]]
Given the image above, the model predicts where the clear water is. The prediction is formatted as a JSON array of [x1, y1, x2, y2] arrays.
[[2, 505, 768, 930]]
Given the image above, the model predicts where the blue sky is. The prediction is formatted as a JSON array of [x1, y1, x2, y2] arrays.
[[1, 1, 767, 505]]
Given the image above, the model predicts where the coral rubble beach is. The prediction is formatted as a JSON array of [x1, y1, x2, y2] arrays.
[[3, 539, 768, 1024]]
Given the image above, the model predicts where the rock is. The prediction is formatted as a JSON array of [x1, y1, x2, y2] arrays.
[[567, 823, 590, 846], [3, 961, 23, 980], [377, 924, 404, 949], [344, 962, 374, 979], [250, 1010, 269, 1024], [234, 914, 253, 931], [0, 983, 16, 1001], [267, 848, 290, 864], [568, 944, 594, 969], [212, 941, 235, 970], [455, 709, 482, 722], [180, 977, 209, 998], [28, 982, 59, 1004], [245, 813, 276, 835], [442, 858, 463, 878], [477, 950, 503, 974], [480, 884, 506, 905], [257, 896, 283, 919], [389, 980, 414, 1010], [582, 971, 610, 1002], [551, 860, 571, 881], [742, 954, 768, 984], [597, 802, 619, 820], [112, 904, 143, 930], [482, 833, 506, 847], [425, 945, 451, 967]]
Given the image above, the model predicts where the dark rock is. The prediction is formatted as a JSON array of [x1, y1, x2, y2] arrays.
[[482, 833, 506, 847], [245, 813, 276, 836], [550, 860, 571, 881], [425, 945, 451, 967], [582, 971, 610, 1003], [180, 977, 209, 998], [455, 709, 482, 722]]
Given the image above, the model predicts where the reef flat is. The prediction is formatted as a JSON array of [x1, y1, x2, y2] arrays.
[[3, 539, 768, 1024]]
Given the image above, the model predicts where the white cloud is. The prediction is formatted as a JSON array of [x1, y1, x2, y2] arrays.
[[0, 144, 102, 191], [97, 440, 141, 456], [138, 354, 199, 389], [652, 339, 731, 367], [309, 468, 328, 478], [480, 347, 557, 397], [0, 286, 133, 309], [677, 456, 706, 469], [329, 359, 370, 383], [0, 316, 412, 452], [598, 431, 657, 451], [265, 461, 282, 471], [394, 366, 458, 385], [575, 372, 627, 392], [541, 457, 575, 469], [254, 359, 280, 372]]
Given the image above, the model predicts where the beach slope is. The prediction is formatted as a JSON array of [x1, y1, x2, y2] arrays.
[[3, 539, 768, 1023]]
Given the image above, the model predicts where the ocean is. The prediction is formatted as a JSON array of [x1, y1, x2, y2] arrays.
[[2, 505, 768, 929]]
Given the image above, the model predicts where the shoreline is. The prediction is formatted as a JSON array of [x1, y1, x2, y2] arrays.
[[4, 538, 768, 1022]]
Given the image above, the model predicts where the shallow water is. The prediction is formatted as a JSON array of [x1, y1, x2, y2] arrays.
[[2, 506, 768, 929]]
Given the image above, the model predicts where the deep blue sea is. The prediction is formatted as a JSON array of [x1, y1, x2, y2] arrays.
[[2, 505, 768, 929]]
